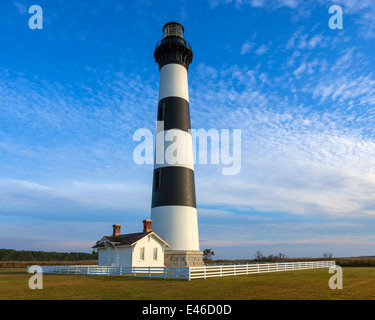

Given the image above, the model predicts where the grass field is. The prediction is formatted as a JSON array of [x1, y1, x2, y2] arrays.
[[1, 267, 374, 300]]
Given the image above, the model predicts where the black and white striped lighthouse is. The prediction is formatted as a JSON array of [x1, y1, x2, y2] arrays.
[[151, 22, 203, 267]]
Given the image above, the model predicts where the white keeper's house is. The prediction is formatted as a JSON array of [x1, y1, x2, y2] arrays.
[[92, 220, 170, 268]]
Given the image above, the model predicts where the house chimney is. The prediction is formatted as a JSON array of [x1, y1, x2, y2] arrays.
[[143, 219, 152, 233], [112, 224, 121, 236]]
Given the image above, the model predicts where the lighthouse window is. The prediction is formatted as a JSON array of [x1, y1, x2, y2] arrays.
[[164, 24, 183, 38], [157, 103, 165, 121], [154, 169, 162, 191]]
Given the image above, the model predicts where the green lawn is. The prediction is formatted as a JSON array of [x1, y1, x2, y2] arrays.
[[1, 267, 374, 300]]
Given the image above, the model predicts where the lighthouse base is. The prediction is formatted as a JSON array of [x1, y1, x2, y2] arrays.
[[164, 250, 204, 267]]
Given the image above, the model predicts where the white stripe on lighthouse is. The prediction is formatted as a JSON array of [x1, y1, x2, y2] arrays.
[[151, 206, 199, 251], [154, 129, 194, 171], [159, 64, 189, 102]]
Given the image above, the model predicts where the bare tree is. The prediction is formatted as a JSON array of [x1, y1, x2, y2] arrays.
[[203, 249, 215, 261], [254, 250, 264, 261], [277, 252, 288, 261], [322, 252, 333, 259]]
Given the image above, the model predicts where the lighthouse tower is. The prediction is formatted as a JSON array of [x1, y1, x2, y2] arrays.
[[151, 22, 203, 267]]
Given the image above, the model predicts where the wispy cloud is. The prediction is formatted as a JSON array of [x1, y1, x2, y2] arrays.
[[12, 1, 27, 14], [0, 178, 151, 217], [240, 40, 255, 55], [255, 44, 270, 55], [190, 53, 375, 220], [2, 42, 374, 255], [201, 236, 375, 248], [209, 0, 304, 9]]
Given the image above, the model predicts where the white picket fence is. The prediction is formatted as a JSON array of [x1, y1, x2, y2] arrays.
[[28, 265, 190, 279], [28, 260, 335, 280], [189, 260, 335, 280]]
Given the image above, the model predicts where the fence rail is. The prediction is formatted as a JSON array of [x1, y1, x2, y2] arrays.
[[27, 260, 335, 280]]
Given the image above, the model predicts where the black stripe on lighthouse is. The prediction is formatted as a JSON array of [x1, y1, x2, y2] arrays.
[[157, 97, 191, 133], [152, 166, 196, 208]]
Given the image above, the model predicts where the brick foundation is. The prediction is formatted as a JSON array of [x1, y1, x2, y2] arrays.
[[164, 250, 204, 267]]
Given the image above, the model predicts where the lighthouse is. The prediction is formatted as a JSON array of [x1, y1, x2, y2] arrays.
[[151, 22, 204, 267]]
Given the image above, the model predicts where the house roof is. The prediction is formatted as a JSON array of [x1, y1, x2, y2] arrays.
[[92, 231, 170, 249]]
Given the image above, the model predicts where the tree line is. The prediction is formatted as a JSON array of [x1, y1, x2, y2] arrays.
[[0, 249, 98, 261], [253, 250, 289, 262], [203, 249, 338, 263]]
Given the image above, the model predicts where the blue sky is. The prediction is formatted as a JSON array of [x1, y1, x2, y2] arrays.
[[0, 0, 374, 259]]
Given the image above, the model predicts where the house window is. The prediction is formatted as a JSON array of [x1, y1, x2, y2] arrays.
[[153, 248, 158, 261], [154, 169, 162, 191], [140, 247, 145, 261]]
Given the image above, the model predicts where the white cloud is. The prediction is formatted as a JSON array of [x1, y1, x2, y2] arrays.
[[285, 29, 327, 51], [305, 48, 375, 108], [307, 33, 324, 49], [210, 0, 304, 9], [286, 49, 300, 67], [285, 29, 307, 50], [250, 0, 266, 7], [4, 179, 51, 190], [200, 235, 375, 248], [293, 62, 306, 78], [240, 40, 254, 55], [0, 178, 151, 210], [3, 55, 374, 224], [13, 1, 28, 14], [255, 44, 269, 55], [189, 60, 375, 220], [276, 0, 301, 9]]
